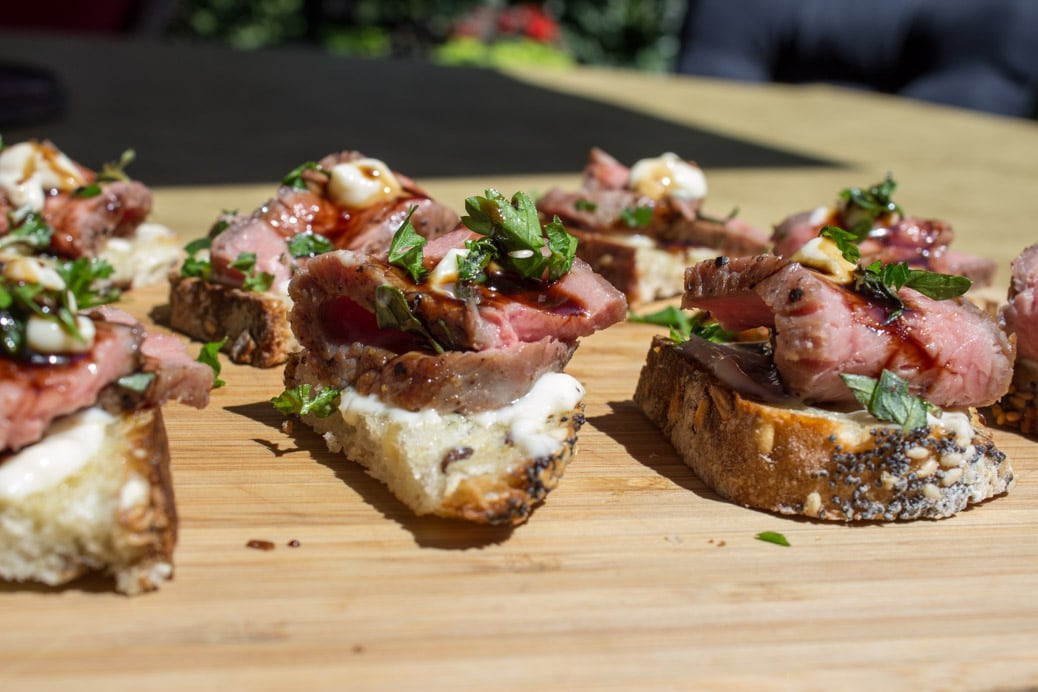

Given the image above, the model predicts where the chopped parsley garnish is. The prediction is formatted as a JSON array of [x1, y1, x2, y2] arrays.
[[73, 183, 102, 198], [456, 237, 496, 284], [0, 211, 53, 252], [196, 337, 228, 388], [373, 285, 444, 354], [755, 531, 790, 547], [818, 225, 970, 321], [282, 161, 322, 190], [620, 205, 653, 228], [0, 257, 118, 358], [229, 252, 274, 292], [386, 206, 427, 282], [117, 372, 156, 393], [271, 384, 342, 418], [287, 231, 334, 259], [841, 369, 934, 432], [56, 257, 119, 309], [462, 189, 577, 284], [180, 236, 212, 280], [838, 173, 902, 236], [574, 198, 597, 212], [97, 149, 136, 182], [628, 305, 733, 344]]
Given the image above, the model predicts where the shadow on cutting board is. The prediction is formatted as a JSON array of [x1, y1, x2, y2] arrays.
[[225, 401, 516, 549]]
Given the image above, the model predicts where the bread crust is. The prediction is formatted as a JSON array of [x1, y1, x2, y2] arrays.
[[0, 406, 177, 594], [989, 357, 1038, 436], [168, 273, 297, 367], [285, 352, 583, 525], [635, 336, 1014, 520]]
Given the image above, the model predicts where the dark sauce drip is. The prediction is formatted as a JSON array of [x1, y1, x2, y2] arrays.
[[474, 269, 587, 316]]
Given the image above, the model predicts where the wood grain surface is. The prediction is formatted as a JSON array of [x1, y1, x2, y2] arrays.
[[3, 69, 1038, 690]]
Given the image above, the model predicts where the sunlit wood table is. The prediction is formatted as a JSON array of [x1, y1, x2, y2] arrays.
[[4, 62, 1038, 690]]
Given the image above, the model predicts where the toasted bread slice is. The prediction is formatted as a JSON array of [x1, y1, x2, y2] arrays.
[[0, 406, 177, 594], [168, 273, 297, 367], [284, 353, 584, 525], [989, 357, 1038, 436], [572, 228, 720, 305], [634, 336, 1014, 521]]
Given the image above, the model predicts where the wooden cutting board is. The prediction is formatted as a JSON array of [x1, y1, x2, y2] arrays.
[[2, 175, 1036, 691]]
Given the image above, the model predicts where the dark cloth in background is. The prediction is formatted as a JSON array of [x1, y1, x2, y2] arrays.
[[676, 0, 1038, 118]]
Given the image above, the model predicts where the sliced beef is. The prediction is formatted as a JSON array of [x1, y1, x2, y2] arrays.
[[290, 246, 627, 353], [287, 337, 576, 414], [0, 319, 142, 452], [210, 216, 293, 290], [772, 211, 996, 287], [42, 181, 152, 258], [538, 147, 767, 254], [684, 255, 1014, 407], [1003, 243, 1038, 361], [88, 306, 213, 409], [207, 151, 459, 290]]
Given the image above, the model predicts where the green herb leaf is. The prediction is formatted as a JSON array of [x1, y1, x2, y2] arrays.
[[282, 161, 320, 190], [903, 270, 972, 301], [180, 236, 213, 279], [457, 237, 496, 284], [228, 252, 274, 292], [574, 198, 597, 212], [839, 173, 902, 221], [271, 384, 342, 418], [117, 372, 156, 393], [241, 270, 274, 292], [387, 206, 428, 283], [373, 285, 444, 354], [461, 189, 577, 284], [819, 225, 862, 263], [56, 257, 118, 308], [840, 370, 932, 431], [620, 205, 653, 228], [543, 215, 577, 282], [287, 232, 334, 259], [229, 253, 257, 273], [73, 183, 102, 198], [0, 211, 53, 252], [628, 306, 733, 344], [97, 149, 135, 182], [196, 337, 228, 388], [755, 531, 790, 547]]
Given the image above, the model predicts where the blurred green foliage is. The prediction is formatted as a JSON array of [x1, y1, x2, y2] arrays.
[[168, 0, 688, 71]]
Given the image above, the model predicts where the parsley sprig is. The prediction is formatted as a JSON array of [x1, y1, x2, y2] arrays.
[[228, 252, 275, 292], [838, 173, 902, 236], [180, 236, 212, 280], [0, 257, 118, 358], [386, 206, 427, 283], [0, 211, 53, 252], [628, 305, 733, 344], [461, 189, 577, 284], [818, 225, 970, 321], [271, 384, 342, 418], [282, 161, 323, 190], [196, 337, 228, 388], [841, 369, 935, 432]]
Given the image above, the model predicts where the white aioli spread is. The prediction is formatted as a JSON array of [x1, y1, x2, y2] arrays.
[[628, 152, 707, 201], [0, 141, 87, 211], [327, 158, 402, 209], [26, 313, 96, 354], [427, 247, 468, 299], [338, 372, 585, 460], [0, 407, 114, 500]]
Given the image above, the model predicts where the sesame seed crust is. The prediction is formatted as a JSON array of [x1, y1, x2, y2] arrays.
[[634, 336, 1014, 521]]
